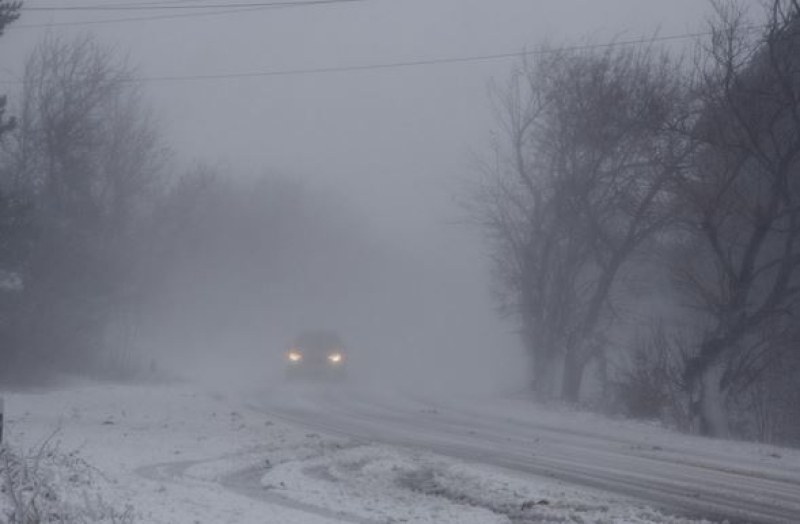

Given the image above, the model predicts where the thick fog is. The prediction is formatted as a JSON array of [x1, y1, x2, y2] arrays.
[[0, 1, 708, 396], [7, 6, 800, 522]]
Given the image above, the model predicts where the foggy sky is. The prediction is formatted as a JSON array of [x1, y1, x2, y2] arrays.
[[0, 0, 713, 391], [2, 1, 710, 248]]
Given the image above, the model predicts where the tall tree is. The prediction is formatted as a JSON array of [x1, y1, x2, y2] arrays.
[[2, 34, 168, 377], [675, 1, 800, 437], [474, 44, 688, 401], [0, 1, 24, 382], [0, 1, 21, 139]]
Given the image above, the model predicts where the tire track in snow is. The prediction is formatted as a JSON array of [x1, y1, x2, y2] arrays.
[[255, 387, 800, 524], [136, 452, 383, 524]]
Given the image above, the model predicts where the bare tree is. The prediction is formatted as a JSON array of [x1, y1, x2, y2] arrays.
[[674, 1, 800, 436], [0, 1, 20, 139], [474, 43, 689, 401], [1, 34, 168, 377]]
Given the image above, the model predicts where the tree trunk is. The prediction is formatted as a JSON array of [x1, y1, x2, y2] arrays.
[[697, 360, 730, 438], [561, 352, 585, 403], [533, 350, 560, 400]]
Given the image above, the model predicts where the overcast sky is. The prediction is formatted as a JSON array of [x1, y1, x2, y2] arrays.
[[0, 0, 717, 388], [2, 0, 711, 245]]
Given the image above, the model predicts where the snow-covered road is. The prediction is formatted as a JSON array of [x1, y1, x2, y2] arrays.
[[3, 381, 797, 523], [255, 383, 800, 524]]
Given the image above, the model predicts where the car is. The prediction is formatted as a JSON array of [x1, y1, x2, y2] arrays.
[[285, 330, 347, 381]]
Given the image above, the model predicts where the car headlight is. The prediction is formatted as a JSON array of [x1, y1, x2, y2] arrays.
[[327, 352, 343, 364], [288, 350, 303, 362]]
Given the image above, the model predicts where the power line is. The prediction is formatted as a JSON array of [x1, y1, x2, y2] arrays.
[[138, 31, 713, 82], [12, 0, 366, 29], [13, 5, 284, 28], [74, 0, 228, 5], [0, 30, 711, 86], [76, 0, 228, 7], [110, 1, 231, 5], [22, 0, 217, 5], [23, 0, 365, 11]]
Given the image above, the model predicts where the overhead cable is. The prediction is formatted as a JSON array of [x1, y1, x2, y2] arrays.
[[0, 30, 714, 86], [22, 0, 366, 12], [13, 0, 365, 28]]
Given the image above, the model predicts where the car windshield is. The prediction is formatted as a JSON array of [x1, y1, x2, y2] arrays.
[[293, 331, 343, 353]]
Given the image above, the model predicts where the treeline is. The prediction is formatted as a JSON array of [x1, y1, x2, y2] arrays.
[[0, 33, 171, 381], [474, 1, 800, 445], [0, 31, 369, 384]]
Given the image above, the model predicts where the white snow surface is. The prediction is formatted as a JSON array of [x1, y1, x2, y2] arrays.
[[0, 380, 773, 523], [257, 383, 800, 523]]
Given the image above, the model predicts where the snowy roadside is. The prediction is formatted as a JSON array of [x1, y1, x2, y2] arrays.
[[1, 382, 714, 523]]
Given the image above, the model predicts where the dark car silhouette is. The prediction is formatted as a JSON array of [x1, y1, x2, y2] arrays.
[[285, 330, 347, 380]]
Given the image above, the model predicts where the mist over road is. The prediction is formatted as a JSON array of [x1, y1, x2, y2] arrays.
[[253, 384, 800, 524]]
